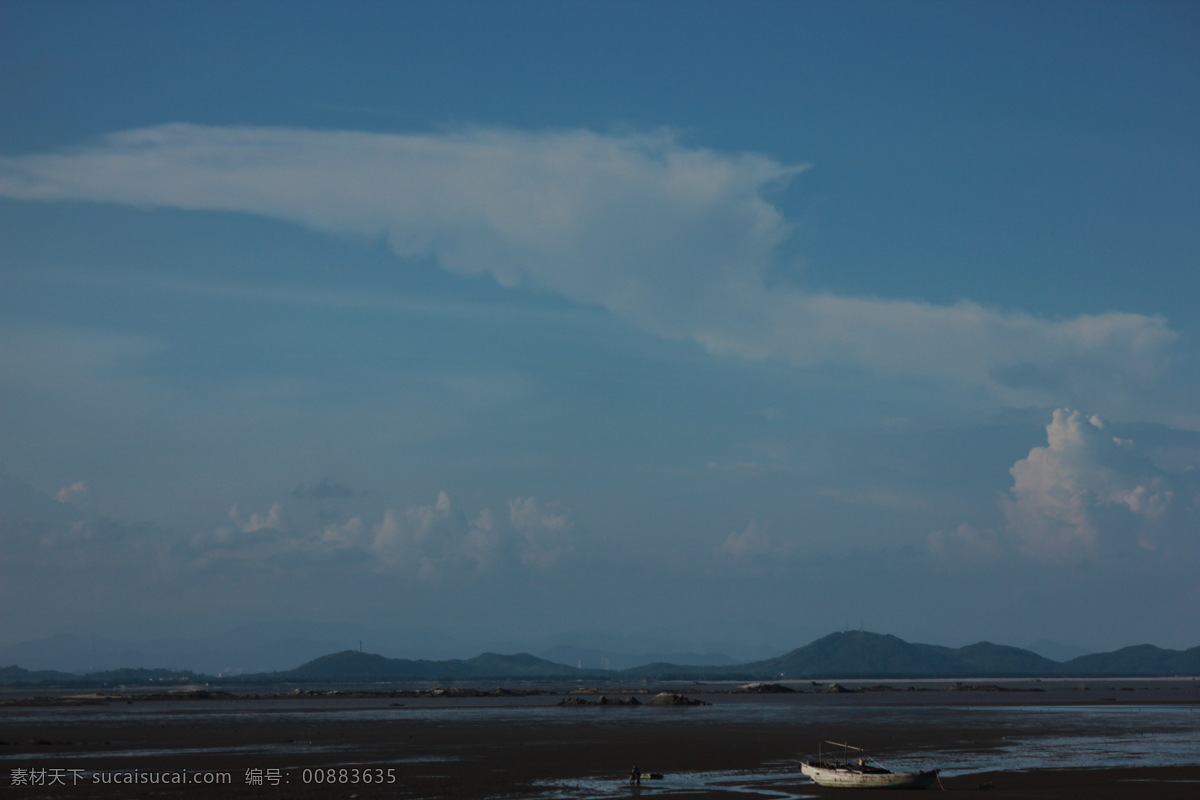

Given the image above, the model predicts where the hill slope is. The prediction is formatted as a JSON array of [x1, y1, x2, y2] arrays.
[[0, 664, 79, 684], [947, 641, 1061, 675], [3, 632, 1199, 685], [747, 631, 968, 678], [1062, 644, 1200, 676], [629, 632, 1108, 679], [280, 650, 591, 681]]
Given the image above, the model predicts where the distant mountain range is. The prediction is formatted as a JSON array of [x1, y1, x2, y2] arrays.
[[284, 650, 589, 681], [3, 631, 1198, 686], [0, 624, 777, 675], [619, 632, 1200, 680], [0, 622, 480, 674]]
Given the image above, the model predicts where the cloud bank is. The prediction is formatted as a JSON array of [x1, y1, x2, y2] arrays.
[[0, 124, 1179, 412], [0, 470, 587, 641], [197, 491, 574, 581]]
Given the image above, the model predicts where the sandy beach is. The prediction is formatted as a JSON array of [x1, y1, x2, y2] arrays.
[[3, 681, 1197, 798]]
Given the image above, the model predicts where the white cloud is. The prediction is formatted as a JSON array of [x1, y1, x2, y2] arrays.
[[1000, 409, 1179, 561], [715, 520, 786, 559], [232, 503, 285, 533], [369, 491, 478, 580], [934, 409, 1197, 566], [55, 481, 92, 506], [508, 497, 573, 569], [320, 516, 366, 548], [765, 296, 1175, 408], [188, 491, 574, 581], [0, 124, 1181, 414]]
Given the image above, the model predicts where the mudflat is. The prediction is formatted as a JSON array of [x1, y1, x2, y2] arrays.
[[3, 681, 1198, 798]]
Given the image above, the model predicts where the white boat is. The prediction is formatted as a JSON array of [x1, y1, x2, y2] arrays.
[[799, 741, 940, 789]]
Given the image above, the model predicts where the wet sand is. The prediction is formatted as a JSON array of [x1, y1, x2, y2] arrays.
[[3, 683, 1198, 798]]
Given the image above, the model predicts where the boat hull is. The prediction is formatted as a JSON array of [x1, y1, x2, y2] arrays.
[[800, 762, 939, 789]]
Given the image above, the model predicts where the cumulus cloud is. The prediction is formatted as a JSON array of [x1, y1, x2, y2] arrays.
[[55, 481, 92, 506], [715, 520, 787, 560], [933, 409, 1198, 566], [193, 491, 573, 581], [231, 503, 285, 533], [369, 491, 483, 579], [1001, 409, 1181, 561], [508, 497, 573, 569], [0, 124, 1179, 412]]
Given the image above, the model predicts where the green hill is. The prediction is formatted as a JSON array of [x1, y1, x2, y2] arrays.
[[284, 650, 433, 679], [460, 651, 584, 678], [0, 664, 79, 684], [281, 649, 591, 681], [949, 641, 1061, 675], [630, 632, 1083, 679], [3, 633, 1198, 686], [743, 631, 970, 678], [1062, 644, 1200, 676], [154, 638, 1200, 681]]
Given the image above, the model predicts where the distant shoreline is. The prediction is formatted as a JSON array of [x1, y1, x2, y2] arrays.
[[3, 676, 1197, 707], [4, 630, 1199, 686]]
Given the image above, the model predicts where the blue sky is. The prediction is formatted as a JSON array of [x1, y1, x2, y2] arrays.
[[2, 0, 1198, 662]]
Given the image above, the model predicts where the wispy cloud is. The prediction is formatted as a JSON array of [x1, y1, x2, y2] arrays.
[[22, 268, 587, 325], [0, 124, 1181, 414]]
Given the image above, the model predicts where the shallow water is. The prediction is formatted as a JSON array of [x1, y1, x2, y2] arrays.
[[522, 704, 1200, 800], [529, 768, 817, 800], [4, 696, 1196, 798]]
